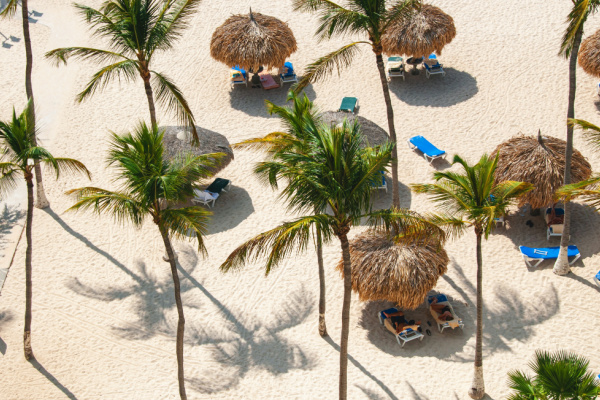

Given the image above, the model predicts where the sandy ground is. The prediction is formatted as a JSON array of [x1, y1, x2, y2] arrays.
[[1, 0, 600, 399]]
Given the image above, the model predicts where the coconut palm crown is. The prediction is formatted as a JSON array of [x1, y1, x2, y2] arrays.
[[66, 122, 225, 400], [46, 0, 201, 142], [0, 100, 90, 360]]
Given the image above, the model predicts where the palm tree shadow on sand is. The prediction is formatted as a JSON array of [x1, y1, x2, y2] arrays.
[[358, 260, 558, 361], [388, 68, 478, 107], [229, 84, 317, 117], [66, 246, 314, 395], [0, 204, 24, 252]]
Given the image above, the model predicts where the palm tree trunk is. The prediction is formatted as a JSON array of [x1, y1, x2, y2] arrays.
[[24, 172, 34, 360], [468, 232, 484, 399], [159, 226, 187, 400], [338, 231, 352, 400], [143, 72, 158, 128], [374, 52, 400, 209], [316, 226, 327, 337], [554, 27, 583, 276], [21, 0, 49, 209]]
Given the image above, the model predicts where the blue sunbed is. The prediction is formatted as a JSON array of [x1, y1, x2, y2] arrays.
[[519, 245, 580, 268], [280, 61, 298, 84], [339, 97, 358, 114], [377, 308, 424, 347], [424, 62, 445, 78], [407, 135, 447, 164], [594, 270, 600, 287]]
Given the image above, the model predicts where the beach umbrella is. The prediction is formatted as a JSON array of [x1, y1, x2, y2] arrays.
[[210, 9, 297, 72], [491, 132, 592, 209], [578, 29, 600, 77], [162, 126, 234, 173], [320, 111, 389, 148], [336, 231, 448, 310], [381, 4, 456, 58]]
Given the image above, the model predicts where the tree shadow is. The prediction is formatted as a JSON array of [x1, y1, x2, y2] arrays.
[[323, 335, 399, 400], [0, 204, 25, 252], [29, 358, 77, 399], [0, 310, 13, 355], [229, 84, 317, 117], [205, 186, 254, 234], [388, 68, 478, 107]]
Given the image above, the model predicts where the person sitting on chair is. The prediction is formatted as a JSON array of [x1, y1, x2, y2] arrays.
[[430, 297, 454, 321], [383, 310, 421, 334]]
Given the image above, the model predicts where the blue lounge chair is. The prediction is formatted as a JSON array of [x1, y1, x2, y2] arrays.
[[206, 177, 231, 194], [386, 56, 405, 80], [407, 135, 447, 164], [378, 308, 424, 347], [594, 270, 600, 288], [279, 61, 298, 84], [370, 171, 387, 192], [424, 61, 445, 78], [230, 65, 247, 87], [519, 245, 581, 268], [339, 97, 358, 114]]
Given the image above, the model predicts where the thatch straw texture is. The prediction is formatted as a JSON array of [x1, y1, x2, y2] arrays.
[[336, 231, 448, 310], [578, 29, 600, 78], [320, 111, 389, 148], [491, 133, 591, 209], [381, 4, 456, 58], [210, 11, 297, 71], [162, 126, 234, 174]]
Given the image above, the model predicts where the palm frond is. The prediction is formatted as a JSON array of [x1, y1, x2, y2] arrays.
[[161, 206, 211, 256], [220, 214, 335, 275], [76, 59, 140, 102], [559, 0, 598, 57], [147, 0, 202, 57], [0, 163, 21, 200], [382, 0, 421, 32], [40, 156, 91, 180], [556, 175, 600, 207], [231, 132, 299, 153], [45, 47, 130, 67], [66, 186, 144, 227], [366, 207, 447, 245], [506, 370, 538, 400], [569, 117, 600, 153], [292, 41, 368, 92], [151, 70, 198, 143], [0, 0, 18, 18], [293, 0, 348, 14]]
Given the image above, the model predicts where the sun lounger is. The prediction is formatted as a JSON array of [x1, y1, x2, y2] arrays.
[[260, 73, 280, 90], [339, 97, 358, 114], [424, 61, 445, 78], [378, 308, 424, 347], [279, 61, 298, 84], [230, 65, 247, 87], [427, 294, 464, 333], [545, 207, 565, 240], [206, 178, 231, 194], [519, 245, 580, 268], [594, 270, 600, 288], [407, 135, 447, 164], [386, 56, 405, 80], [192, 189, 218, 208], [370, 171, 387, 192]]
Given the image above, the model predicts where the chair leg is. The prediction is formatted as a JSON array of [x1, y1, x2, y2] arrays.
[[569, 253, 581, 265]]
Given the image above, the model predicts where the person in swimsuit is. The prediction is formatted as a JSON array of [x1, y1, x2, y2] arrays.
[[430, 297, 454, 321], [383, 310, 421, 334]]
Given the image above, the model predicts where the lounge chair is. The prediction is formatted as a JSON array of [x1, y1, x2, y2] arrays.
[[423, 61, 445, 78], [545, 207, 565, 240], [192, 189, 218, 208], [339, 97, 358, 114], [519, 245, 581, 268], [594, 270, 600, 288], [378, 308, 424, 347], [494, 215, 505, 228], [370, 171, 387, 192], [386, 56, 405, 80], [230, 65, 247, 87], [279, 61, 298, 84], [260, 73, 280, 90], [407, 135, 447, 164], [427, 294, 464, 333], [206, 177, 231, 194]]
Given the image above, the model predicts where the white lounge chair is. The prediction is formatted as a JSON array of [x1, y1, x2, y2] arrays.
[[423, 61, 445, 78], [427, 294, 464, 333], [192, 189, 218, 208], [545, 207, 564, 240], [378, 308, 424, 347], [519, 245, 580, 268], [230, 66, 248, 88], [386, 56, 405, 81], [279, 61, 298, 85]]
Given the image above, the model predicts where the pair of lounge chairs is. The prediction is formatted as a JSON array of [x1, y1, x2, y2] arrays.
[[407, 135, 447, 165], [519, 245, 581, 268], [192, 178, 231, 208], [386, 54, 445, 80], [230, 62, 297, 89]]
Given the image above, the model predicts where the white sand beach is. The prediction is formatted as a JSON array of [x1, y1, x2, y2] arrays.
[[1, 0, 600, 399]]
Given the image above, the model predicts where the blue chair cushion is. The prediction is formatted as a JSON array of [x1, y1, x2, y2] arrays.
[[339, 97, 358, 112], [428, 294, 448, 303], [231, 65, 247, 78], [409, 135, 445, 157], [595, 270, 600, 280], [519, 245, 579, 259], [380, 308, 398, 320]]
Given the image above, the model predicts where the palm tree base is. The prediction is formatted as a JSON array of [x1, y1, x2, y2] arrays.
[[318, 314, 328, 337], [35, 185, 49, 209], [468, 366, 485, 399], [23, 331, 33, 360], [552, 248, 571, 276]]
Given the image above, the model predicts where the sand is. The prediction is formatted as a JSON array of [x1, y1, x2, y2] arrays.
[[1, 0, 600, 399]]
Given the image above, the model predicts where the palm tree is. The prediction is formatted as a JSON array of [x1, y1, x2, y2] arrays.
[[292, 0, 421, 209], [0, 101, 90, 360], [221, 119, 445, 399], [554, 0, 600, 275], [1, 0, 50, 208], [232, 92, 331, 336], [412, 154, 533, 400], [66, 122, 223, 400], [45, 0, 200, 142], [507, 350, 600, 399]]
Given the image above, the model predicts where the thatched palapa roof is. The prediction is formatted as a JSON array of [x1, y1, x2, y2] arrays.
[[320, 111, 389, 148], [210, 9, 297, 71], [336, 231, 448, 310], [491, 132, 591, 209], [578, 29, 600, 78], [382, 4, 456, 58]]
